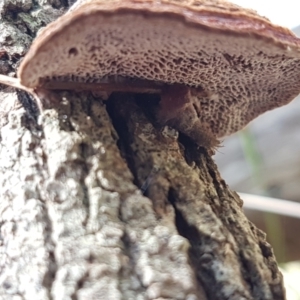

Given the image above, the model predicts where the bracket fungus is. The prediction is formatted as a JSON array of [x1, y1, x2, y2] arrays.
[[1, 0, 300, 148]]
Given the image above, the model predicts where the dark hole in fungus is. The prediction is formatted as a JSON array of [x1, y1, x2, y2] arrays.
[[68, 47, 78, 57]]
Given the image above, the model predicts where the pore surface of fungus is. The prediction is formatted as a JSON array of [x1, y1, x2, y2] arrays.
[[3, 0, 300, 146]]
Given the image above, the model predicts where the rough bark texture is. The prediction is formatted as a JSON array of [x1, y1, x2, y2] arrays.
[[0, 1, 285, 299]]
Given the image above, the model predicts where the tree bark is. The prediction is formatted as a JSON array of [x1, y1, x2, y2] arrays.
[[0, 1, 285, 299]]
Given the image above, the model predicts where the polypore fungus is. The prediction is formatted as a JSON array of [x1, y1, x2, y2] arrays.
[[1, 0, 300, 148]]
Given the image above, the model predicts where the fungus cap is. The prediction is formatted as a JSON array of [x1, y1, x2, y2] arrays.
[[18, 0, 300, 138]]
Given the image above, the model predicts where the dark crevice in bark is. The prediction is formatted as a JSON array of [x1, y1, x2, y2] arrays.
[[134, 93, 161, 125], [107, 93, 158, 193], [167, 188, 216, 300], [178, 133, 211, 169], [16, 90, 40, 122], [103, 94, 145, 293], [106, 93, 145, 189]]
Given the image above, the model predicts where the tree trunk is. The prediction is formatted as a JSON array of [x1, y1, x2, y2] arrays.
[[0, 1, 285, 299]]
